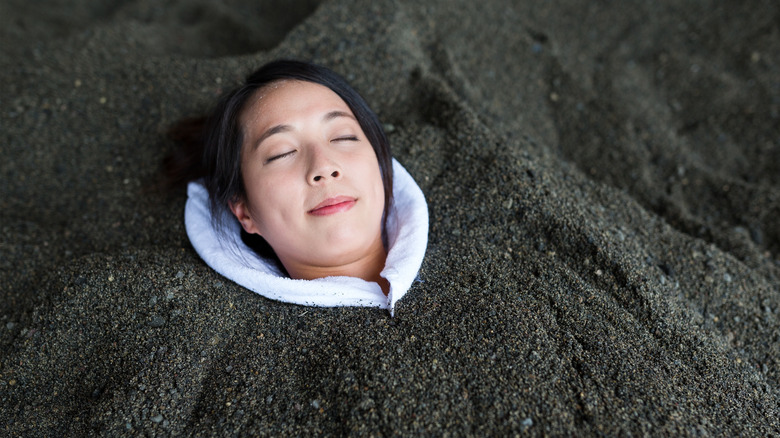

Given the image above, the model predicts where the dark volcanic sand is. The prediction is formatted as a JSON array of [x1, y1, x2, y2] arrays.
[[2, 0, 779, 435]]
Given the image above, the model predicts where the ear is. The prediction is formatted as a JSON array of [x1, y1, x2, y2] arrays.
[[229, 198, 261, 235]]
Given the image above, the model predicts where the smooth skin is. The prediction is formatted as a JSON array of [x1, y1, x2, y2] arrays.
[[229, 80, 389, 294]]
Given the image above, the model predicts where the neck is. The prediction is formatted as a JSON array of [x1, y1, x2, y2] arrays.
[[284, 236, 389, 296]]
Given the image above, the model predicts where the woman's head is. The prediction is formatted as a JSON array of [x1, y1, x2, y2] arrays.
[[202, 60, 393, 279]]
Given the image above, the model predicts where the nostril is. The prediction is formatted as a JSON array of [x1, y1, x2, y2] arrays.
[[312, 171, 338, 182]]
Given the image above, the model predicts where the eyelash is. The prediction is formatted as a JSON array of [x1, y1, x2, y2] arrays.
[[266, 150, 295, 163], [265, 136, 359, 163], [333, 136, 359, 142]]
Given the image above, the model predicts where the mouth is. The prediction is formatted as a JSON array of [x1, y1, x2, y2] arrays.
[[308, 196, 357, 216]]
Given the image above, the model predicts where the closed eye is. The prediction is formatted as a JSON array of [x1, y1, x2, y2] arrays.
[[332, 136, 359, 142], [265, 150, 296, 163]]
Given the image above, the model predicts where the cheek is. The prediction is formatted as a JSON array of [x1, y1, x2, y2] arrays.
[[374, 169, 385, 203], [244, 173, 299, 231], [365, 159, 386, 213], [370, 156, 386, 196]]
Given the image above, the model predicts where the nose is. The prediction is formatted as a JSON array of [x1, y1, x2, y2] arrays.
[[307, 145, 342, 184]]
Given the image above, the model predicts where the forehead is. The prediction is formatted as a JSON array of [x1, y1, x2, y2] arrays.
[[240, 80, 352, 128]]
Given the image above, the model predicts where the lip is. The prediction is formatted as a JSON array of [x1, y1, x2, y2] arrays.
[[308, 196, 357, 216]]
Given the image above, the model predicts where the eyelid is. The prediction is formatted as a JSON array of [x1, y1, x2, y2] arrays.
[[265, 150, 296, 164], [332, 135, 359, 142]]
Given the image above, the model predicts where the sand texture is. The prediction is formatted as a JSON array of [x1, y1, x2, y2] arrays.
[[2, 0, 779, 435]]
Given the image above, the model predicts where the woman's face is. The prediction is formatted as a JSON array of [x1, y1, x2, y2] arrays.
[[230, 80, 386, 278]]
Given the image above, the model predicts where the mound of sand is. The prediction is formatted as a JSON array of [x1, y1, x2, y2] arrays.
[[2, 0, 778, 435]]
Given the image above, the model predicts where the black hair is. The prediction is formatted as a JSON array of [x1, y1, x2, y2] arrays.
[[166, 60, 393, 263]]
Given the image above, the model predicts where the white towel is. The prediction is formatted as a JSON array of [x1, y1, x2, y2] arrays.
[[184, 159, 428, 315]]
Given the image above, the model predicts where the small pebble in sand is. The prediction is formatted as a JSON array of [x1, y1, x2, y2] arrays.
[[149, 315, 166, 328], [151, 414, 163, 423]]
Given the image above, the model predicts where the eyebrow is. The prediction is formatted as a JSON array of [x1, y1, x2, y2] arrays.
[[323, 110, 356, 122], [252, 124, 291, 151], [251, 110, 357, 151]]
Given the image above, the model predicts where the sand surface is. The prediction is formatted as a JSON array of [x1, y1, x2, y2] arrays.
[[2, 0, 779, 435]]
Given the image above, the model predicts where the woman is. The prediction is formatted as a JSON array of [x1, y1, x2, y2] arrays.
[[169, 60, 428, 313]]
